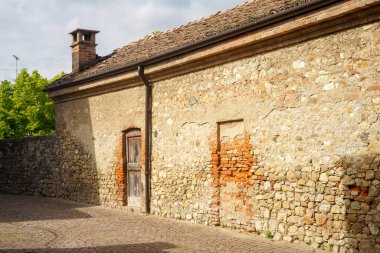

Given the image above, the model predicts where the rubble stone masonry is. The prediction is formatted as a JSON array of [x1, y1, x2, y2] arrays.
[[0, 136, 59, 196], [150, 22, 380, 252]]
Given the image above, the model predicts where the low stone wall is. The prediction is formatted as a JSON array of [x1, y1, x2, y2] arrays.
[[0, 134, 106, 205], [0, 135, 60, 196]]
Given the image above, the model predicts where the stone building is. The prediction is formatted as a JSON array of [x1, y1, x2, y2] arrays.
[[2, 0, 379, 252]]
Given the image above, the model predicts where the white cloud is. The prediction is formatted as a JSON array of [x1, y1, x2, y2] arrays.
[[0, 0, 244, 81]]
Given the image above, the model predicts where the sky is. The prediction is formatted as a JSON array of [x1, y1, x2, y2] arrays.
[[0, 0, 245, 82]]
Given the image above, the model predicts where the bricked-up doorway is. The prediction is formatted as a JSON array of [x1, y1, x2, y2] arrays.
[[210, 120, 256, 228], [125, 129, 142, 207]]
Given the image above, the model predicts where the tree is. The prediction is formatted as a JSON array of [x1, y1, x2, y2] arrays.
[[0, 80, 16, 139], [0, 69, 64, 139]]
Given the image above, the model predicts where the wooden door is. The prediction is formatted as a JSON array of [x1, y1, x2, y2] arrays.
[[126, 131, 141, 207]]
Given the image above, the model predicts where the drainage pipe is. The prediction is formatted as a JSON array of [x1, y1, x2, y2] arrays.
[[138, 65, 151, 213]]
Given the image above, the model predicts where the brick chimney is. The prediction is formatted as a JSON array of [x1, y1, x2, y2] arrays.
[[70, 29, 99, 72]]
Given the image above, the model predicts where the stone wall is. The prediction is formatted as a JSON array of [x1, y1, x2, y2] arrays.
[[54, 86, 145, 208], [150, 21, 380, 252], [0, 135, 60, 196], [0, 133, 109, 206], [57, 132, 100, 205]]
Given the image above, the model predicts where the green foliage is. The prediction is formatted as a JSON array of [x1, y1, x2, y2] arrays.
[[144, 30, 162, 39], [264, 231, 273, 239], [0, 80, 16, 139], [151, 30, 161, 36], [0, 69, 64, 139]]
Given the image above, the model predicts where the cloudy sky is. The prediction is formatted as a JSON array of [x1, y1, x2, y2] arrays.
[[0, 0, 245, 81]]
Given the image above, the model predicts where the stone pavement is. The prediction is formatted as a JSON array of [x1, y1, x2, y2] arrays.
[[0, 194, 325, 253]]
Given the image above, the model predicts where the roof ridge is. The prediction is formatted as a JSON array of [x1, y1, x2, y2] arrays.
[[141, 1, 253, 40]]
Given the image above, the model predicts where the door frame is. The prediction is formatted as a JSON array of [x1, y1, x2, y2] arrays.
[[123, 128, 142, 207]]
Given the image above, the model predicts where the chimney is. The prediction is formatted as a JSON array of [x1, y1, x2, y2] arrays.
[[70, 28, 99, 72]]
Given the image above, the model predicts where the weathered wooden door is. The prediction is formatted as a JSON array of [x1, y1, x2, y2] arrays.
[[126, 130, 141, 207]]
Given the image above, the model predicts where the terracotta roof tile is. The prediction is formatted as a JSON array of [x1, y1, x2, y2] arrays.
[[47, 0, 315, 90]]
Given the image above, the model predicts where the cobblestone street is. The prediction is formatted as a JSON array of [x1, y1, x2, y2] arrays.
[[0, 194, 323, 253]]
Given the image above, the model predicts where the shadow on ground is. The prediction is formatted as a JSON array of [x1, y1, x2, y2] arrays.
[[0, 242, 176, 253], [0, 194, 92, 222]]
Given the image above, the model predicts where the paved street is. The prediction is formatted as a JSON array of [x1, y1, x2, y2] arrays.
[[0, 194, 322, 253]]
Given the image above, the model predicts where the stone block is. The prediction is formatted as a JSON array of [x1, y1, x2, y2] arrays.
[[328, 176, 340, 182], [331, 205, 341, 214], [365, 170, 375, 180], [350, 201, 361, 210], [319, 202, 331, 213], [303, 215, 314, 225], [319, 173, 328, 182], [315, 213, 327, 225]]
